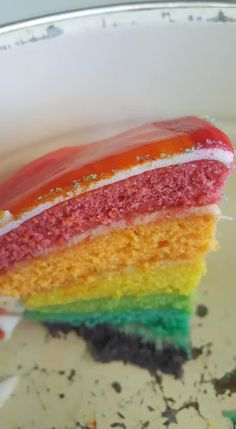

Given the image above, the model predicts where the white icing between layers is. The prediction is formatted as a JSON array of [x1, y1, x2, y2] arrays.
[[0, 376, 18, 408], [0, 148, 233, 237], [0, 297, 24, 341], [0, 204, 220, 314], [0, 315, 22, 340], [0, 197, 66, 236], [0, 296, 24, 314], [38, 204, 220, 254]]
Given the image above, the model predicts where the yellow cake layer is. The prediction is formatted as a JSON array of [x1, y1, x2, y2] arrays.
[[0, 214, 218, 298], [26, 257, 205, 309]]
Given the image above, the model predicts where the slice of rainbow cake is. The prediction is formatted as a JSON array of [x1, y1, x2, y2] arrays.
[[0, 117, 234, 376]]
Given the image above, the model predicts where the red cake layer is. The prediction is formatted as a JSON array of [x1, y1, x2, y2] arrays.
[[0, 116, 233, 216], [0, 160, 230, 271]]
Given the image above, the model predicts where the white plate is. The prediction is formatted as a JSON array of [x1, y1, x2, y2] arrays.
[[0, 3, 236, 179], [0, 4, 235, 428]]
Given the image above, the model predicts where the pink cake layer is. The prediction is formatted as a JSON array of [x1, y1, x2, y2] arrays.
[[0, 159, 230, 271], [0, 116, 234, 216]]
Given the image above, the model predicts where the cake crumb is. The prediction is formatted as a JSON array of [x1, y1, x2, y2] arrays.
[[111, 382, 122, 393], [196, 304, 208, 318]]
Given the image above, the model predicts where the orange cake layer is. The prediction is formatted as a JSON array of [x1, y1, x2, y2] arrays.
[[0, 214, 218, 298], [26, 257, 205, 309]]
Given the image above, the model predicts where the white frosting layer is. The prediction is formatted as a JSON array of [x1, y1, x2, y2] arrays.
[[0, 204, 220, 317], [40, 204, 219, 253], [0, 296, 24, 314], [0, 315, 22, 340], [0, 298, 23, 341], [0, 376, 18, 408], [0, 148, 233, 237]]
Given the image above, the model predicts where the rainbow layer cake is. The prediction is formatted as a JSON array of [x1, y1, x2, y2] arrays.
[[0, 116, 234, 375]]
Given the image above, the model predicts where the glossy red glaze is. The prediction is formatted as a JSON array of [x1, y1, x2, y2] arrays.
[[0, 116, 233, 216]]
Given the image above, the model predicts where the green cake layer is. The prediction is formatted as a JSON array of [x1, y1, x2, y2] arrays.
[[26, 293, 193, 314], [26, 308, 190, 342], [26, 294, 192, 351], [121, 323, 190, 350]]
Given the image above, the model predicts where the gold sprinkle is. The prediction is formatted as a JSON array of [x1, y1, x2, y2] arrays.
[[83, 174, 98, 183], [136, 155, 150, 161], [71, 180, 80, 188], [184, 148, 194, 153]]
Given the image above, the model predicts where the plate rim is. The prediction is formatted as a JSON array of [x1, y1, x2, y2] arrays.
[[0, 1, 236, 36]]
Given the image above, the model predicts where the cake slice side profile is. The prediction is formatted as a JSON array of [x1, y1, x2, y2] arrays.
[[0, 116, 234, 376]]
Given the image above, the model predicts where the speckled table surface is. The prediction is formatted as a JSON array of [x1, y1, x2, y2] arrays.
[[0, 124, 235, 429]]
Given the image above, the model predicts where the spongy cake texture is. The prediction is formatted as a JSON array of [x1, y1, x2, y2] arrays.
[[0, 116, 234, 375]]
